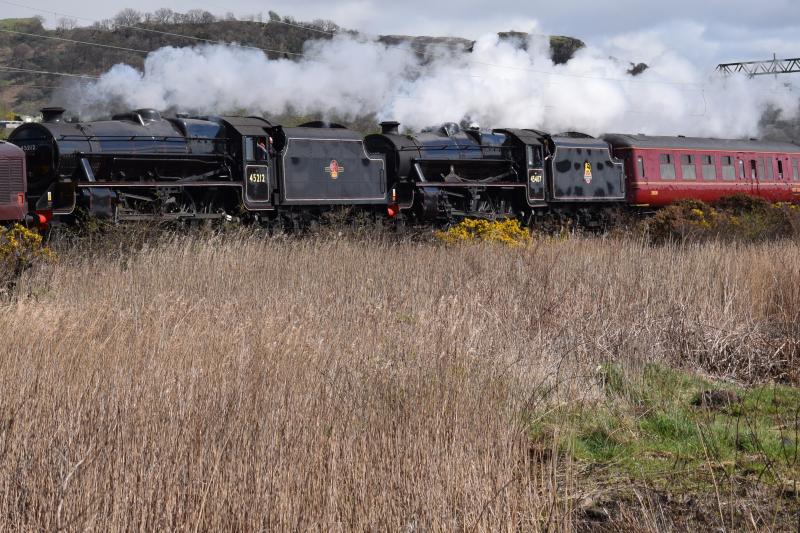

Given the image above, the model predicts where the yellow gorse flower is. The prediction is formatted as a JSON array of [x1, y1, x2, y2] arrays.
[[435, 218, 531, 246], [0, 224, 55, 273]]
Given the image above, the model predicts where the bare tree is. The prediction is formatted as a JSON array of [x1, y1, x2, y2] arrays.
[[184, 9, 215, 24], [56, 17, 77, 31], [92, 19, 113, 31], [198, 10, 216, 24], [113, 8, 143, 28], [153, 8, 174, 25]]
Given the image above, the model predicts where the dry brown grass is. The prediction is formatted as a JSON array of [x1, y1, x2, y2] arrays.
[[0, 230, 798, 530]]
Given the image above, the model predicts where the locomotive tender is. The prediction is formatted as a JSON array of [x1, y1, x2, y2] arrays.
[[3, 107, 625, 227]]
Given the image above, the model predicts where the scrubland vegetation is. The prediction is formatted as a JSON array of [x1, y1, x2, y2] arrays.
[[0, 222, 798, 530]]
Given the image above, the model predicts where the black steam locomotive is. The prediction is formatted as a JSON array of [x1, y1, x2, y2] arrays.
[[6, 107, 625, 227]]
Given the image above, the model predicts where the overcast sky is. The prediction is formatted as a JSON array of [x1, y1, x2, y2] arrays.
[[4, 0, 800, 67]]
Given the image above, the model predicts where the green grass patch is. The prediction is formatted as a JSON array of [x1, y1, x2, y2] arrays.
[[531, 363, 800, 492]]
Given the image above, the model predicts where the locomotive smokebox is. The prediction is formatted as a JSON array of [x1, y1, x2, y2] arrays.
[[380, 121, 400, 135], [41, 107, 66, 123]]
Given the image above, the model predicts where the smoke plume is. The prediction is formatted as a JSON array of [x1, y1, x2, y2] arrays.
[[60, 31, 799, 137]]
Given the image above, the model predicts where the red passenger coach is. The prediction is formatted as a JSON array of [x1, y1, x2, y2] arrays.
[[0, 141, 26, 223], [603, 134, 800, 207]]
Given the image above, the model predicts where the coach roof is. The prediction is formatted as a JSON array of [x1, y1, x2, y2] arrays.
[[603, 133, 800, 154]]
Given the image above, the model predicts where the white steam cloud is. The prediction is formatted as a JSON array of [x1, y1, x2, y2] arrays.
[[61, 31, 799, 137]]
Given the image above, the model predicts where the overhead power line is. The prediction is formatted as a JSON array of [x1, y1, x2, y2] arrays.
[[0, 28, 150, 53], [466, 59, 704, 88], [0, 0, 306, 57], [3, 0, 693, 88], [0, 66, 100, 79], [0, 83, 64, 88], [266, 18, 337, 35]]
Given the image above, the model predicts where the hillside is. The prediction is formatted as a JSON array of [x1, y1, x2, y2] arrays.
[[0, 9, 585, 119]]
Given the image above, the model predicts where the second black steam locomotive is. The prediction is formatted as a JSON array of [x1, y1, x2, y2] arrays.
[[6, 107, 625, 227]]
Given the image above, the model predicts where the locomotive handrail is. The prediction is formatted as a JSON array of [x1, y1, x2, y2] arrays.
[[396, 145, 502, 152], [75, 181, 238, 188], [409, 182, 525, 188], [58, 135, 230, 142], [82, 151, 226, 157], [109, 157, 226, 164], [395, 147, 512, 157], [413, 158, 512, 164]]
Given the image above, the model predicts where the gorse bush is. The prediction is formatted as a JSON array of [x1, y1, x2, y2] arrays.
[[435, 218, 531, 246], [646, 195, 800, 244], [0, 224, 54, 287]]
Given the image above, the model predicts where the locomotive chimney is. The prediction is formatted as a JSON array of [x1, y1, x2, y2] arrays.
[[41, 107, 66, 123], [380, 121, 400, 135]]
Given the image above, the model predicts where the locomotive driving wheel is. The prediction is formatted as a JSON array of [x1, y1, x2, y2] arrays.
[[160, 189, 198, 220], [470, 192, 516, 220]]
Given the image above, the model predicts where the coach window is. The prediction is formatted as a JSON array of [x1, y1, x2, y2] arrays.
[[756, 158, 767, 180], [765, 158, 774, 180], [701, 155, 716, 180], [737, 159, 745, 180], [794, 159, 800, 181], [681, 154, 696, 180], [637, 156, 645, 178], [659, 154, 675, 180], [778, 159, 785, 180], [751, 160, 759, 179], [722, 156, 736, 181]]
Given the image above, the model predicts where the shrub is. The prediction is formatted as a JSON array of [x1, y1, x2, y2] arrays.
[[646, 199, 718, 244], [645, 196, 800, 244], [0, 224, 54, 289], [714, 194, 771, 214], [435, 218, 530, 246]]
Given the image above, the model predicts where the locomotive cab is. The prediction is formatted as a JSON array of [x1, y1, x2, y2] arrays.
[[243, 135, 273, 207], [493, 129, 548, 205], [219, 117, 387, 211], [215, 116, 277, 211]]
